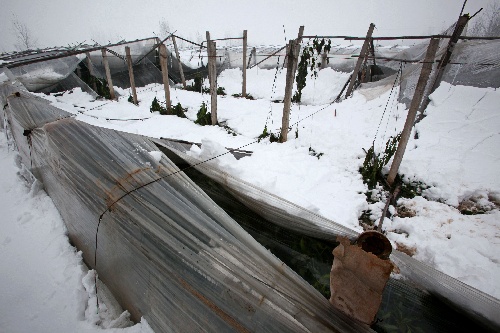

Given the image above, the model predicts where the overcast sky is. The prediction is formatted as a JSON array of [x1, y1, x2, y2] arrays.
[[0, 0, 493, 52]]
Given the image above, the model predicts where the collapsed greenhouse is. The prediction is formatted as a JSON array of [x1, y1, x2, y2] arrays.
[[1, 28, 500, 333]]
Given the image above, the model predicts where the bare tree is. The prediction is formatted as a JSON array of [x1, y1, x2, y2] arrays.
[[469, 0, 500, 37], [158, 18, 171, 40], [11, 15, 38, 51]]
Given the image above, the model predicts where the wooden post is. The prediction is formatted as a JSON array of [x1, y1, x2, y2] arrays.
[[321, 52, 327, 69], [171, 36, 186, 88], [242, 30, 247, 97], [279, 26, 304, 143], [206, 31, 217, 125], [251, 47, 257, 67], [429, 14, 470, 95], [210, 41, 218, 125], [291, 26, 305, 75], [387, 38, 440, 186], [159, 43, 171, 111], [345, 23, 375, 98], [280, 39, 298, 143], [101, 49, 116, 100], [125, 46, 138, 105], [85, 52, 98, 92]]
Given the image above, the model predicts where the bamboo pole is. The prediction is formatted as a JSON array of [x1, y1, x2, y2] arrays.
[[101, 49, 116, 100], [345, 23, 375, 98], [125, 46, 138, 105], [159, 43, 171, 112], [171, 36, 186, 88], [387, 38, 440, 186], [242, 30, 247, 97]]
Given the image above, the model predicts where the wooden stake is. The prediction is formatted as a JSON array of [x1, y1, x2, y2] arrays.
[[345, 23, 375, 98], [279, 26, 304, 143], [210, 41, 218, 125], [387, 38, 440, 186], [101, 49, 115, 100], [280, 40, 298, 143], [85, 52, 98, 92], [125, 46, 138, 105], [242, 30, 247, 97], [429, 14, 470, 95], [291, 26, 305, 75], [159, 43, 171, 111], [171, 36, 186, 88], [206, 32, 217, 125], [321, 52, 327, 69], [251, 47, 257, 67]]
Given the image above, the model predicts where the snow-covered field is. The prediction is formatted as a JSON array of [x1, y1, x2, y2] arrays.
[[1, 64, 499, 331]]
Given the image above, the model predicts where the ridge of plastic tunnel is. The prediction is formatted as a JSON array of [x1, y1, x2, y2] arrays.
[[1, 79, 374, 332]]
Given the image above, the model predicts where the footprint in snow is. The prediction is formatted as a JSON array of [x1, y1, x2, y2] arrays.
[[17, 211, 33, 225]]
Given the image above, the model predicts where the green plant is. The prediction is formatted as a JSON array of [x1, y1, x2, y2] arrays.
[[359, 134, 401, 190], [194, 102, 212, 126], [308, 147, 324, 159], [170, 102, 187, 118], [223, 125, 238, 136], [127, 95, 134, 104], [185, 73, 204, 93], [257, 124, 280, 143], [217, 86, 226, 95], [232, 93, 255, 100], [150, 97, 167, 114], [293, 38, 332, 103]]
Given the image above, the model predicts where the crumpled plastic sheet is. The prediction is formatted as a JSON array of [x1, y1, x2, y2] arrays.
[[9, 55, 83, 92], [154, 138, 500, 331], [1, 81, 374, 333]]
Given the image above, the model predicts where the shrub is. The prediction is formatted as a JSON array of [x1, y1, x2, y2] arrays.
[[194, 102, 212, 125]]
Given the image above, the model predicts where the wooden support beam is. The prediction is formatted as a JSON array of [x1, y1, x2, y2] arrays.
[[387, 38, 440, 186], [210, 41, 218, 125], [171, 36, 186, 88], [125, 46, 138, 105], [206, 31, 218, 125], [280, 40, 298, 143], [429, 14, 470, 94], [291, 26, 305, 75], [278, 26, 304, 143], [251, 47, 257, 68], [101, 49, 116, 100], [419, 14, 470, 119], [242, 30, 247, 97], [321, 52, 327, 69], [345, 23, 375, 98], [159, 43, 171, 112], [85, 52, 98, 92]]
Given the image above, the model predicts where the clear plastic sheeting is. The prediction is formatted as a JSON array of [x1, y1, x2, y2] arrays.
[[85, 39, 163, 89], [154, 138, 500, 331], [360, 38, 500, 106], [1, 81, 374, 333], [9, 55, 83, 92]]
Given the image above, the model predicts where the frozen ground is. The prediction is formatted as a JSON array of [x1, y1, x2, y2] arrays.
[[1, 62, 499, 331]]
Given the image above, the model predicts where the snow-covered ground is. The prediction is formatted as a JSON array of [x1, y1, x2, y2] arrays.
[[1, 63, 499, 331]]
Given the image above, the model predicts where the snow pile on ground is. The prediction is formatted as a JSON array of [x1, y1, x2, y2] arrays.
[[0, 135, 154, 333]]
